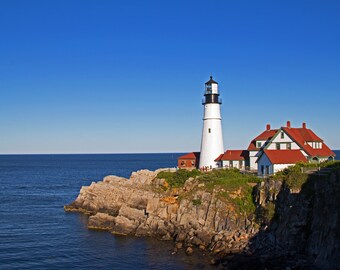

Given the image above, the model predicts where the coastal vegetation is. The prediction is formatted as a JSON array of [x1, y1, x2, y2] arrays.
[[157, 168, 261, 216], [157, 169, 201, 188], [273, 160, 340, 189]]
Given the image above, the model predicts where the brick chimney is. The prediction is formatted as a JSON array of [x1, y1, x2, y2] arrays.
[[302, 122, 306, 129], [287, 121, 291, 128], [266, 124, 271, 131]]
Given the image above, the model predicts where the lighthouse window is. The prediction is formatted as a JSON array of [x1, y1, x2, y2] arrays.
[[208, 128, 211, 133]]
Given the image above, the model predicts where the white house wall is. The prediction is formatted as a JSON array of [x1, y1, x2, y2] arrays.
[[255, 140, 267, 148], [267, 142, 300, 150], [249, 151, 259, 170], [273, 164, 295, 173], [221, 160, 244, 169], [271, 130, 293, 143], [267, 130, 300, 150]]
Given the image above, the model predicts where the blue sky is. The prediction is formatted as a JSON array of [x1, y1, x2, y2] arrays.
[[1, 0, 339, 154]]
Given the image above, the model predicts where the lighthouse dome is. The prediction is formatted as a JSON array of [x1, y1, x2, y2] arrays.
[[205, 76, 218, 85]]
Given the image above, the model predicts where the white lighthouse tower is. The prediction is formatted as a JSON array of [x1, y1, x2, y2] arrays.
[[199, 76, 224, 169]]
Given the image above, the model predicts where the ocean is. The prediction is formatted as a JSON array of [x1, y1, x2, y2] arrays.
[[0, 154, 216, 270], [1, 152, 339, 270]]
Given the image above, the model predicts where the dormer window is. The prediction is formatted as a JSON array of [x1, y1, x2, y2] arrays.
[[312, 142, 322, 149], [256, 142, 262, 148]]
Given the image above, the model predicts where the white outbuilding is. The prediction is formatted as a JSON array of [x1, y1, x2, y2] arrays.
[[256, 149, 307, 176]]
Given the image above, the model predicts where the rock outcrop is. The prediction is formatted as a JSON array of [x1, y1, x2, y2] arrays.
[[65, 168, 340, 269], [225, 170, 340, 269], [65, 169, 258, 256]]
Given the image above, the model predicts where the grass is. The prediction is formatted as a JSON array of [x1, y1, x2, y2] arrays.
[[157, 169, 201, 188], [197, 168, 260, 190]]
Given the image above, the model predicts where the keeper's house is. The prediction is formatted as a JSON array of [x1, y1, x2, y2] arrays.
[[254, 121, 335, 176]]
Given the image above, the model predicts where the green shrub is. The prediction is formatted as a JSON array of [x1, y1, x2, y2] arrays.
[[231, 186, 256, 215], [157, 169, 201, 188]]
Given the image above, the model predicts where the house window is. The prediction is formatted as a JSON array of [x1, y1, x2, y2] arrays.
[[229, 161, 233, 168], [266, 166, 270, 175], [208, 128, 211, 133], [276, 143, 281, 150], [286, 143, 291, 150], [239, 160, 243, 168], [281, 132, 284, 139], [261, 165, 264, 175], [181, 161, 185, 166], [256, 142, 262, 148], [191, 160, 195, 166]]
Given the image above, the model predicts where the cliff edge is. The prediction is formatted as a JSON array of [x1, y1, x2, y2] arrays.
[[65, 164, 340, 269]]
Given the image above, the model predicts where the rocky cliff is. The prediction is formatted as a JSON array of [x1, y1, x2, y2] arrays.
[[65, 169, 258, 258], [65, 167, 340, 269], [225, 169, 340, 269]]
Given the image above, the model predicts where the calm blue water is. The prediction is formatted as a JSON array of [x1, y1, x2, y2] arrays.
[[0, 154, 215, 270]]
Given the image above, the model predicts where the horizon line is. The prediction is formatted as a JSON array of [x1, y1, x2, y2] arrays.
[[1, 149, 339, 156], [0, 152, 190, 156]]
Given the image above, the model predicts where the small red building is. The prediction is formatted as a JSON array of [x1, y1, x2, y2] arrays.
[[178, 152, 200, 170]]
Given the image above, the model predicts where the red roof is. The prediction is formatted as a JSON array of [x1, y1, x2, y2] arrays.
[[178, 152, 200, 160], [215, 150, 249, 161], [247, 129, 278, 151], [261, 150, 307, 164], [214, 153, 223, 161], [247, 123, 335, 158], [282, 127, 335, 157]]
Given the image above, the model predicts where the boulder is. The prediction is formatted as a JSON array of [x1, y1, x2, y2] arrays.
[[112, 216, 138, 235], [88, 213, 115, 230]]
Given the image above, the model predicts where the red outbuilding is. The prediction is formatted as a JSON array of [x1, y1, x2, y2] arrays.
[[177, 152, 200, 170]]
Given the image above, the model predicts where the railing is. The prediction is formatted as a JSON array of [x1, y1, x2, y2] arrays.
[[202, 97, 222, 105]]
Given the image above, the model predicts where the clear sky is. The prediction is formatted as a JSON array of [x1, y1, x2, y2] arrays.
[[1, 0, 339, 154]]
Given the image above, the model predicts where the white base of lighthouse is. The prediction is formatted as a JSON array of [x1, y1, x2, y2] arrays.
[[199, 103, 224, 169]]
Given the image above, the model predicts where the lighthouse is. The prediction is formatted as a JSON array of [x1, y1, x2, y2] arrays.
[[199, 76, 224, 169]]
